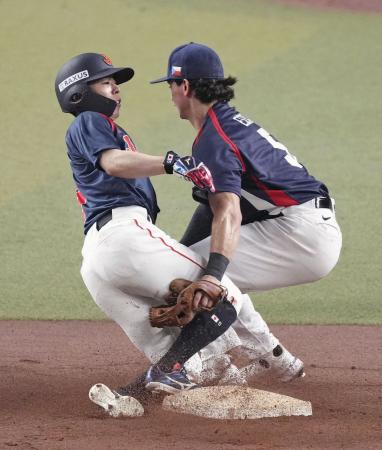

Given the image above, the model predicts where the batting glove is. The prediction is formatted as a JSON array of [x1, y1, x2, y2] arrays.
[[163, 151, 216, 193]]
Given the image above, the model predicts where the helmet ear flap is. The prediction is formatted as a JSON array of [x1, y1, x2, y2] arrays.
[[59, 83, 87, 114], [62, 83, 117, 117], [76, 90, 117, 117], [70, 91, 83, 104]]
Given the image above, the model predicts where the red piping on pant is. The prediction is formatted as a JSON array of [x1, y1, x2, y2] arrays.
[[134, 219, 205, 270]]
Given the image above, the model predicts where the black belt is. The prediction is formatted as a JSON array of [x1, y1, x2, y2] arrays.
[[96, 209, 153, 231], [96, 199, 333, 232], [244, 196, 334, 225], [315, 197, 334, 211], [96, 211, 112, 231]]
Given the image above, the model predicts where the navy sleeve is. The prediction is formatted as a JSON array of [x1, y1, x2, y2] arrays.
[[194, 133, 243, 197], [66, 112, 120, 167]]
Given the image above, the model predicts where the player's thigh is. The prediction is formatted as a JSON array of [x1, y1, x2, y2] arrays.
[[88, 219, 243, 310], [88, 220, 206, 299], [227, 213, 341, 291], [81, 263, 180, 362]]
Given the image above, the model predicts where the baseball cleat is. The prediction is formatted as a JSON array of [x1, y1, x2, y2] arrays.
[[239, 345, 305, 383], [89, 383, 144, 417], [268, 344, 305, 382], [145, 365, 198, 394]]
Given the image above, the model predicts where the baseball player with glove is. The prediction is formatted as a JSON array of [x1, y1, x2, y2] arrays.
[[150, 42, 343, 384], [55, 53, 269, 411]]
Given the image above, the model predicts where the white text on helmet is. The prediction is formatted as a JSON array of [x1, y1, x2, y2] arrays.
[[58, 70, 89, 92]]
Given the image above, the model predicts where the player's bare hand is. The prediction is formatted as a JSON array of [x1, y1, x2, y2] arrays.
[[193, 291, 215, 310], [193, 274, 222, 309]]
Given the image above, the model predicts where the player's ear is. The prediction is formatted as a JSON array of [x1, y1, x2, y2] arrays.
[[183, 79, 192, 97]]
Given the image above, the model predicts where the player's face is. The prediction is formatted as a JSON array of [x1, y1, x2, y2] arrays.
[[90, 77, 121, 119], [168, 80, 190, 120]]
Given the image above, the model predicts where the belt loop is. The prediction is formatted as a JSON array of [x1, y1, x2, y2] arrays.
[[96, 211, 113, 231], [315, 197, 334, 212]]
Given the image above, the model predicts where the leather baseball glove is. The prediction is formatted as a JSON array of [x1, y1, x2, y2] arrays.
[[149, 278, 227, 328]]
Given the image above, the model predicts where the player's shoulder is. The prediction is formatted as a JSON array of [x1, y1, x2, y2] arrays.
[[203, 103, 260, 145], [67, 111, 113, 135], [75, 111, 111, 126], [213, 102, 259, 129], [211, 101, 240, 119]]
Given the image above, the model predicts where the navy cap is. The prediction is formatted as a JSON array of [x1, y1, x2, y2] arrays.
[[150, 43, 224, 84]]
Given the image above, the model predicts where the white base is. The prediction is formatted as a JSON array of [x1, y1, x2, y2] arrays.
[[162, 385, 312, 420], [89, 383, 144, 418]]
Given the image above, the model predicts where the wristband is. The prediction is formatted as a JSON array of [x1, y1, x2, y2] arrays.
[[205, 252, 229, 281], [163, 150, 178, 174]]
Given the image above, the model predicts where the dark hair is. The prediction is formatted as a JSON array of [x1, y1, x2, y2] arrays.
[[171, 76, 237, 103]]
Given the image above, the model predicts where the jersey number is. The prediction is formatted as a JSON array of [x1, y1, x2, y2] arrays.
[[257, 128, 302, 168]]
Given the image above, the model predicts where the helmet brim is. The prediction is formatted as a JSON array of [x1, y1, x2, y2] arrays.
[[87, 67, 134, 85]]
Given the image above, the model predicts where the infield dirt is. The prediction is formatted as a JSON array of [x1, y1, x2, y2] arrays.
[[1, 321, 381, 449]]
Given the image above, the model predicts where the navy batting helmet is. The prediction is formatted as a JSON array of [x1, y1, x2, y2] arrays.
[[55, 53, 134, 116]]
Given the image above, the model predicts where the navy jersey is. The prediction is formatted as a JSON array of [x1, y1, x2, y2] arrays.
[[66, 111, 159, 233], [192, 102, 328, 214]]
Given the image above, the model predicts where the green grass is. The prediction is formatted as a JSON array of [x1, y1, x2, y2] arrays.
[[0, 0, 381, 323]]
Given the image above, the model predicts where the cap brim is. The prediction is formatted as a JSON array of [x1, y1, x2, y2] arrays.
[[87, 67, 134, 85], [150, 75, 172, 84]]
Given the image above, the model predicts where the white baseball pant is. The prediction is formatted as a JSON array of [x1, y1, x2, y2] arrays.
[[80, 206, 270, 368]]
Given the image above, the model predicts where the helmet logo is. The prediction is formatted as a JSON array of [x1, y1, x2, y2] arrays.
[[58, 70, 89, 92], [102, 54, 113, 66]]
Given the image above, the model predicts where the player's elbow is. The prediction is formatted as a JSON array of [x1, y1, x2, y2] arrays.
[[99, 150, 124, 177], [103, 163, 120, 177], [211, 192, 242, 232]]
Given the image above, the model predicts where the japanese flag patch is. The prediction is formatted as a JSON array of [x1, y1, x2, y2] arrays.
[[211, 314, 222, 326]]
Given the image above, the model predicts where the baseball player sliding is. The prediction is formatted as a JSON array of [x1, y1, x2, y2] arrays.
[[150, 42, 342, 383], [55, 51, 319, 417]]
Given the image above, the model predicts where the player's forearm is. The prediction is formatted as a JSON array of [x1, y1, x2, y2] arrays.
[[203, 192, 242, 281], [201, 209, 241, 282], [209, 210, 241, 259], [208, 192, 242, 260], [100, 149, 165, 178]]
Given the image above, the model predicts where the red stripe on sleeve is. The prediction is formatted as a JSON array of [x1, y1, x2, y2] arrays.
[[193, 123, 205, 147], [98, 113, 116, 133], [208, 108, 247, 173]]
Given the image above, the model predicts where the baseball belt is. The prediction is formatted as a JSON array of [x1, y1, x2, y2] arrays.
[[314, 197, 334, 211], [96, 211, 113, 231]]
